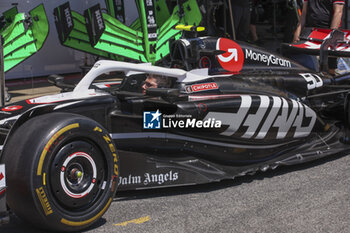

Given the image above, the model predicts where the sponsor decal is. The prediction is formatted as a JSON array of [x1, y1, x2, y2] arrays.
[[118, 171, 179, 186], [64, 7, 73, 28], [144, 0, 157, 41], [203, 95, 316, 139], [185, 86, 193, 93], [199, 56, 211, 68], [100, 130, 119, 176], [143, 110, 222, 129], [143, 110, 162, 129], [98, 129, 119, 192], [245, 49, 291, 67], [216, 38, 244, 72], [188, 82, 218, 93], [84, 4, 105, 45], [163, 116, 221, 129], [198, 103, 208, 112], [94, 9, 104, 30], [54, 2, 74, 43], [36, 187, 53, 216], [299, 73, 323, 90], [1, 105, 23, 112]]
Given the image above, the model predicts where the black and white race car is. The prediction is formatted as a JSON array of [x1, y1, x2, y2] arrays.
[[1, 35, 350, 232]]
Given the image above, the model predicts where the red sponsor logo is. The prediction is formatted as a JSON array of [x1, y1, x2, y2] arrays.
[[2, 105, 23, 112], [191, 82, 218, 92], [198, 103, 208, 112], [199, 56, 211, 68], [216, 38, 244, 73], [0, 173, 4, 181]]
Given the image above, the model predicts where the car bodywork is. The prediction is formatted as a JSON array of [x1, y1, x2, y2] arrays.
[[1, 35, 350, 230], [1, 36, 350, 188]]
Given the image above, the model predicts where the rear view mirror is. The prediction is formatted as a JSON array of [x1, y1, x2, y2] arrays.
[[48, 75, 75, 91]]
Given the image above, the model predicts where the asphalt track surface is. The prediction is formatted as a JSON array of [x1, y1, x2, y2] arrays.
[[1, 151, 349, 233]]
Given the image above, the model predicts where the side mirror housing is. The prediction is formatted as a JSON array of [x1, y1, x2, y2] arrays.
[[48, 75, 75, 91]]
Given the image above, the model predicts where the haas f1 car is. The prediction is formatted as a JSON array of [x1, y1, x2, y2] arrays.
[[1, 34, 350, 231]]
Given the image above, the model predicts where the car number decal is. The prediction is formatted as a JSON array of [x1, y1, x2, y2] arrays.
[[300, 73, 323, 90]]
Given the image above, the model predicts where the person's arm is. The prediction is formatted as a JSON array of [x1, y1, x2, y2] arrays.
[[330, 3, 344, 29], [293, 1, 308, 43]]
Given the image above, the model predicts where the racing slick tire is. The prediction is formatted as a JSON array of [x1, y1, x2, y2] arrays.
[[1, 112, 119, 232]]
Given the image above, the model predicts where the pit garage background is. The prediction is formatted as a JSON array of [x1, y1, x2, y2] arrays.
[[1, 0, 350, 79], [0, 0, 139, 79]]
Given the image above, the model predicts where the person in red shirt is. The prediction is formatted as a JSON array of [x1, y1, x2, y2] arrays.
[[293, 0, 345, 75]]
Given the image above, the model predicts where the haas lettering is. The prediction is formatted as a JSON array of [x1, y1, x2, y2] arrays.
[[204, 95, 316, 139]]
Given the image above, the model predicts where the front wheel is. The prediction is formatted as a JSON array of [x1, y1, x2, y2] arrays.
[[2, 112, 119, 232]]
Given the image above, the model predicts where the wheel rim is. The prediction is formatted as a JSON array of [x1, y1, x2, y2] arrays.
[[49, 140, 107, 212], [60, 152, 97, 199]]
